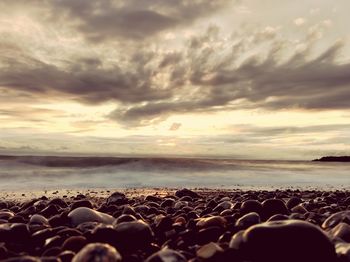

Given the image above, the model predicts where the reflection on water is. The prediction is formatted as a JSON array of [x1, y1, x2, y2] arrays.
[[0, 158, 349, 190]]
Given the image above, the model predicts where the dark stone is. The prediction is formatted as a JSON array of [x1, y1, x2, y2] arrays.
[[235, 212, 261, 230], [197, 216, 227, 229], [145, 249, 187, 262], [240, 200, 263, 216], [261, 199, 289, 220], [41, 246, 62, 257], [48, 198, 68, 208], [322, 211, 350, 229], [197, 226, 223, 245], [286, 197, 302, 210], [58, 251, 76, 262], [114, 220, 154, 252], [175, 189, 200, 199], [145, 195, 162, 202], [328, 223, 350, 242], [106, 192, 127, 206], [240, 220, 337, 262], [89, 224, 118, 246], [115, 214, 137, 224], [8, 215, 26, 223], [72, 243, 122, 262], [267, 214, 289, 222], [61, 236, 87, 252], [40, 205, 60, 218], [160, 199, 175, 208], [71, 200, 93, 210]]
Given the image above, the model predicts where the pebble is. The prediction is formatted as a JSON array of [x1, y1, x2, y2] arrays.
[[261, 199, 289, 220], [197, 216, 227, 229], [235, 212, 261, 230], [68, 207, 115, 227], [175, 188, 200, 199], [196, 242, 224, 260], [0, 189, 349, 261], [72, 243, 122, 262], [146, 249, 187, 262], [322, 211, 350, 230], [114, 220, 154, 252], [239, 220, 337, 262]]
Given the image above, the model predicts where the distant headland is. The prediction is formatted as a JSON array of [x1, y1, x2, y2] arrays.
[[313, 156, 350, 162]]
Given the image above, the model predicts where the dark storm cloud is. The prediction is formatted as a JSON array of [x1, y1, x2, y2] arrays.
[[49, 0, 230, 41], [0, 44, 172, 104], [1, 0, 350, 127], [109, 36, 350, 125]]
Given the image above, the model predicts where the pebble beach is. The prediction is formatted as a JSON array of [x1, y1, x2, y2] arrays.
[[0, 188, 350, 261]]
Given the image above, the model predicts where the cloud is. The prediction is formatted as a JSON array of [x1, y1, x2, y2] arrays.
[[294, 17, 306, 26], [48, 0, 231, 41], [169, 122, 182, 131], [0, 2, 350, 127]]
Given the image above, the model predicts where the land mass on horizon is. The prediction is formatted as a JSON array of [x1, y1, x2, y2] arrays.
[[313, 156, 350, 162]]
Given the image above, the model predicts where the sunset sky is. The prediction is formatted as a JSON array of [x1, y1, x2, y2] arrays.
[[0, 0, 349, 159]]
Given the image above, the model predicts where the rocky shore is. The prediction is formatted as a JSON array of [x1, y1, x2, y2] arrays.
[[0, 188, 349, 261]]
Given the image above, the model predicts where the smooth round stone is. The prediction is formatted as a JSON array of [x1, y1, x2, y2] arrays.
[[145, 249, 187, 262], [160, 199, 175, 208], [322, 211, 350, 230], [197, 226, 224, 245], [240, 200, 263, 215], [71, 200, 93, 210], [174, 201, 188, 209], [328, 222, 350, 242], [29, 214, 49, 225], [48, 198, 68, 208], [145, 195, 161, 202], [58, 250, 76, 262], [229, 230, 245, 250], [216, 201, 233, 210], [175, 188, 200, 199], [134, 205, 150, 215], [291, 204, 307, 214], [261, 199, 289, 220], [0, 211, 14, 220], [267, 214, 289, 222], [286, 197, 302, 210], [115, 214, 137, 224], [196, 216, 227, 229], [235, 212, 260, 230], [241, 220, 337, 262], [197, 242, 224, 260], [114, 220, 154, 252], [68, 207, 115, 227], [89, 224, 118, 245], [40, 205, 60, 218], [61, 236, 87, 252], [0, 201, 8, 209], [107, 192, 127, 206], [72, 243, 122, 262]]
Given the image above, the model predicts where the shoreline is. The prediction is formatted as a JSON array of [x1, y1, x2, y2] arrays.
[[2, 186, 350, 201]]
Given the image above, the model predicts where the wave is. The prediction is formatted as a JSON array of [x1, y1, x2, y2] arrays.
[[0, 155, 234, 170]]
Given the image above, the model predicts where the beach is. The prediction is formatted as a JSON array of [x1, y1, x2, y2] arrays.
[[0, 157, 350, 261], [0, 187, 349, 261]]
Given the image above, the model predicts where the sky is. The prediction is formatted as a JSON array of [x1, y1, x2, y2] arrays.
[[0, 0, 349, 160]]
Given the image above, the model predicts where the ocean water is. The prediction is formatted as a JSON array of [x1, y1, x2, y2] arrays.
[[0, 156, 349, 190]]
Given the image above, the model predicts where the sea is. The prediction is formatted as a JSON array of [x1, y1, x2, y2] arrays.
[[0, 155, 349, 191]]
